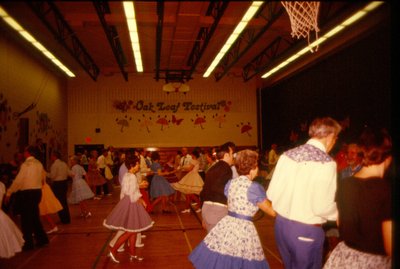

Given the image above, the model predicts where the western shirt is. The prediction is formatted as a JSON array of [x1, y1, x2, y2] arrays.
[[49, 159, 69, 181], [267, 138, 338, 224], [7, 156, 45, 195]]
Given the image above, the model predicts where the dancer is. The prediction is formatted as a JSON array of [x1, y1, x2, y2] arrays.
[[68, 155, 94, 218], [0, 179, 24, 258], [3, 146, 49, 251], [39, 179, 63, 234], [149, 151, 175, 213], [171, 150, 203, 213], [200, 142, 234, 232], [189, 149, 276, 268], [324, 127, 392, 268], [86, 150, 106, 200], [267, 117, 341, 269], [103, 155, 154, 263]]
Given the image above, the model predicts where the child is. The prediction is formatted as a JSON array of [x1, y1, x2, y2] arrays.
[[0, 180, 24, 258], [103, 155, 154, 263], [68, 155, 95, 218]]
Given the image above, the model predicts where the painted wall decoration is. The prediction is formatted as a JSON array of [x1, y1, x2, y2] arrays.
[[138, 114, 153, 133], [171, 115, 184, 126], [0, 93, 12, 141], [115, 115, 133, 132], [36, 112, 51, 134], [67, 75, 258, 150], [212, 113, 227, 128], [237, 122, 253, 137], [156, 115, 169, 131], [113, 99, 233, 131], [192, 114, 206, 129]]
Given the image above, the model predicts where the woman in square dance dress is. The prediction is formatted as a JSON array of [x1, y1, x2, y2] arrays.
[[86, 150, 106, 199], [171, 150, 203, 213], [0, 180, 24, 258], [68, 155, 95, 218], [39, 177, 63, 234], [189, 149, 276, 269], [103, 155, 154, 263], [324, 127, 392, 269], [149, 151, 176, 213]]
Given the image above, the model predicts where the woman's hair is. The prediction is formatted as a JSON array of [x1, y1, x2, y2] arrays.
[[235, 149, 258, 176], [308, 117, 342, 139], [358, 126, 392, 166], [125, 155, 139, 170], [151, 151, 160, 161], [191, 150, 200, 159], [71, 155, 80, 164]]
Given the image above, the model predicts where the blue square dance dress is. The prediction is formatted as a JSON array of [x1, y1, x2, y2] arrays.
[[189, 175, 270, 269]]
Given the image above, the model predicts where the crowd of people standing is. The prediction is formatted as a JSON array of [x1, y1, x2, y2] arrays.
[[0, 116, 393, 269]]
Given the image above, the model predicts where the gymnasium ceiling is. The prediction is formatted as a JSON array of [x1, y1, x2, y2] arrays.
[[0, 1, 390, 86]]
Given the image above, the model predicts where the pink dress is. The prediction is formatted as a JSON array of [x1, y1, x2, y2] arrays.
[[86, 159, 106, 187], [103, 172, 154, 232]]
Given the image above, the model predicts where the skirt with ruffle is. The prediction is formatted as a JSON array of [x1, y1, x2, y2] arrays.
[[68, 178, 95, 204], [103, 196, 154, 232], [323, 241, 391, 269], [0, 210, 24, 258], [189, 215, 269, 269], [39, 183, 63, 215], [150, 175, 175, 198], [171, 171, 204, 195]]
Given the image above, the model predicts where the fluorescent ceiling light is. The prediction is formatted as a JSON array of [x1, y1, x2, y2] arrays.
[[203, 1, 264, 78], [123, 1, 143, 73], [262, 1, 384, 79], [0, 5, 75, 77]]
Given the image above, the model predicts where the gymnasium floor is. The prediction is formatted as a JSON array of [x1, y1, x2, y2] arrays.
[[0, 186, 284, 269]]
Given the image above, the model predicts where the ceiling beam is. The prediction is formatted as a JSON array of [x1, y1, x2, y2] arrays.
[[214, 2, 284, 82], [242, 2, 366, 82], [242, 36, 295, 82], [27, 1, 100, 81], [93, 1, 128, 81], [186, 0, 229, 78], [155, 1, 164, 82]]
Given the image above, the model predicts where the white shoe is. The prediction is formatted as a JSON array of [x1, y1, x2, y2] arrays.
[[191, 202, 198, 206], [195, 208, 201, 213], [130, 255, 144, 261], [181, 209, 190, 213], [141, 234, 146, 239], [135, 243, 144, 248], [46, 226, 59, 234], [108, 251, 120, 263], [93, 196, 102, 200], [84, 212, 92, 218]]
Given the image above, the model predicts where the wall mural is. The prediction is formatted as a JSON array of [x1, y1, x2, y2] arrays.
[[0, 93, 12, 144], [115, 115, 133, 132], [112, 99, 251, 135], [237, 122, 253, 137]]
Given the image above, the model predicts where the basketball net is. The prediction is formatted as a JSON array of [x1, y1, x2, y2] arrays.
[[281, 1, 320, 52]]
